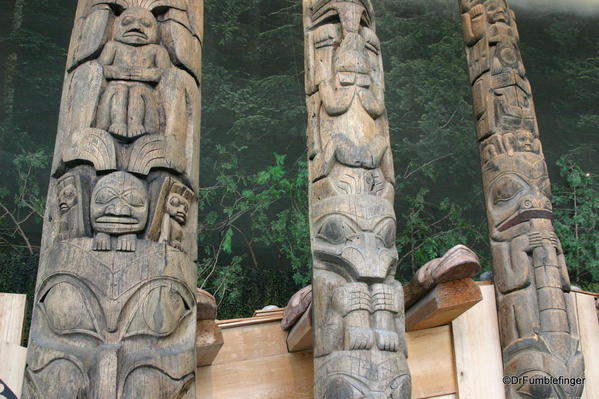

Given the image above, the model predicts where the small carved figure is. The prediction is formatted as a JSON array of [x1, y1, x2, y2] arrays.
[[96, 7, 171, 140], [56, 173, 89, 240], [91, 171, 148, 252], [159, 182, 193, 251]]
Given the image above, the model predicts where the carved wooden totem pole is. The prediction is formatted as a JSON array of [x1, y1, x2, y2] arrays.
[[303, 1, 411, 397], [23, 1, 202, 397], [458, 1, 585, 398]]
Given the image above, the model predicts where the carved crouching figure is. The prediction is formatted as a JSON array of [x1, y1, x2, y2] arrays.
[[159, 183, 193, 251], [91, 171, 148, 252], [96, 7, 170, 140]]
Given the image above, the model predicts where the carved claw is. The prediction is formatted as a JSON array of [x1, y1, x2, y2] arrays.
[[127, 124, 146, 138], [109, 123, 128, 138], [469, 4, 485, 18], [549, 233, 561, 251], [527, 232, 543, 249], [92, 233, 111, 251], [375, 329, 399, 352], [116, 234, 136, 252], [346, 326, 374, 350]]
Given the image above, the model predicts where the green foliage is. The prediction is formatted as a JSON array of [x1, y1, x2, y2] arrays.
[[552, 155, 599, 292]]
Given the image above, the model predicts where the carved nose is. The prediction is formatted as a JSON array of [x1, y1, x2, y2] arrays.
[[342, 233, 395, 282], [95, 344, 120, 399], [520, 195, 546, 210], [105, 201, 132, 217], [335, 32, 370, 75]]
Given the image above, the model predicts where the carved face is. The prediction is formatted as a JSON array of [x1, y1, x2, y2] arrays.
[[309, 1, 381, 91], [485, 153, 553, 233], [91, 172, 148, 235], [312, 196, 397, 281], [166, 193, 189, 225], [115, 7, 159, 46], [486, 0, 510, 24], [57, 175, 78, 214], [514, 129, 535, 152]]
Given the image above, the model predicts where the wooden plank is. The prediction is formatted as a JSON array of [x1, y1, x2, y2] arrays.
[[427, 395, 457, 399], [201, 321, 457, 399], [0, 293, 27, 345], [197, 350, 314, 399], [0, 342, 27, 398], [575, 293, 599, 399], [218, 315, 284, 329], [452, 284, 505, 399], [286, 305, 312, 353], [406, 278, 482, 331], [407, 325, 458, 399], [212, 321, 288, 365]]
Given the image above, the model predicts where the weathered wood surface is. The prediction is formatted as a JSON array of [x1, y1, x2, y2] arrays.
[[303, 1, 411, 395], [287, 304, 313, 353], [0, 293, 26, 345], [404, 245, 480, 309], [0, 342, 27, 398], [196, 289, 224, 367], [458, 1, 585, 397], [198, 319, 457, 399], [23, 1, 203, 397], [452, 284, 504, 399], [576, 293, 599, 399], [405, 278, 482, 331]]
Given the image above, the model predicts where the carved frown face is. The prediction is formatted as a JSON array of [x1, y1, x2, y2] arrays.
[[115, 7, 159, 46], [91, 172, 148, 235], [57, 175, 78, 214], [166, 193, 189, 225]]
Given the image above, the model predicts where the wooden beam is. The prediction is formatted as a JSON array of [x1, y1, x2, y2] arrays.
[[0, 293, 27, 345], [575, 293, 599, 399], [197, 320, 224, 367], [286, 305, 312, 352], [406, 278, 482, 332], [0, 342, 27, 398], [451, 284, 504, 399]]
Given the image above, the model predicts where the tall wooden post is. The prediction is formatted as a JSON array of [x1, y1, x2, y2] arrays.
[[22, 1, 202, 397], [303, 1, 411, 397], [458, 1, 585, 398]]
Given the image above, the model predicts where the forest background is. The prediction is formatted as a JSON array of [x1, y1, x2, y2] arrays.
[[0, 0, 597, 322]]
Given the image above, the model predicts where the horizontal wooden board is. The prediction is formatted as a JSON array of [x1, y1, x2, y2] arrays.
[[576, 293, 599, 399], [0, 293, 27, 345], [200, 321, 457, 399]]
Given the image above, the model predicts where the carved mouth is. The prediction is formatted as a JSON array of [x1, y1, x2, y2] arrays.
[[124, 29, 147, 40], [175, 212, 186, 221], [497, 209, 553, 232], [96, 216, 138, 224], [59, 204, 69, 212]]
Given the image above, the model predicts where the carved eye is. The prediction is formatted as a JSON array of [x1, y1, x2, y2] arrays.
[[317, 215, 357, 245], [361, 27, 380, 55], [94, 187, 118, 204], [142, 18, 152, 27], [123, 190, 145, 207], [491, 176, 526, 204], [324, 376, 367, 399], [122, 16, 134, 25], [169, 197, 180, 207], [125, 286, 191, 338], [375, 218, 396, 248], [313, 24, 340, 49], [540, 180, 552, 199], [40, 282, 100, 339]]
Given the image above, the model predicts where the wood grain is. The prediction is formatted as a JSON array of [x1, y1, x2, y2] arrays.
[[406, 278, 482, 331], [576, 293, 599, 399], [0, 293, 26, 345], [287, 305, 313, 353], [452, 284, 505, 399], [0, 342, 26, 398]]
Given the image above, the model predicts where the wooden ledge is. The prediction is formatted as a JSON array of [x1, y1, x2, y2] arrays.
[[406, 278, 482, 331]]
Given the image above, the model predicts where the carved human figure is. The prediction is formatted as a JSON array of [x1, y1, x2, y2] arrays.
[[96, 7, 171, 140], [91, 171, 148, 252], [159, 183, 193, 251]]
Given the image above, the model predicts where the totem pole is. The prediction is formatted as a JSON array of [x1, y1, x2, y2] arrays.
[[23, 1, 202, 397], [458, 1, 585, 398], [303, 1, 411, 397]]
